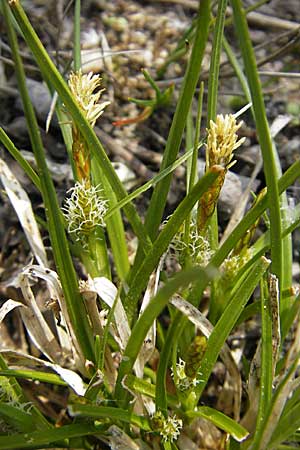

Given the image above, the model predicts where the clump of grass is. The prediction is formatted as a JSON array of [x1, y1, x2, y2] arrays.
[[0, 1, 300, 449]]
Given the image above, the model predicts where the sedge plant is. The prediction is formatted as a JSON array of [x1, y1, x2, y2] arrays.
[[0, 1, 300, 449]]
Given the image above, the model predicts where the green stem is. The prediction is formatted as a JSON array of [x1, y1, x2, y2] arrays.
[[230, 0, 282, 290]]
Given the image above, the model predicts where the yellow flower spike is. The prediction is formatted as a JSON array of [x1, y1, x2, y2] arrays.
[[206, 113, 246, 169], [68, 70, 110, 182], [197, 114, 246, 234], [68, 70, 110, 127]]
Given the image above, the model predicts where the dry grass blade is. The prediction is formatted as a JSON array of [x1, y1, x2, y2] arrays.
[[0, 350, 87, 396], [16, 271, 62, 362], [92, 277, 131, 351], [21, 265, 82, 363], [0, 299, 24, 325], [134, 256, 163, 378], [0, 157, 47, 267]]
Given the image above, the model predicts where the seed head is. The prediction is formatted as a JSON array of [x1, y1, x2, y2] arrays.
[[63, 179, 107, 241], [151, 411, 183, 442], [170, 219, 212, 266], [206, 114, 245, 168], [68, 70, 110, 127]]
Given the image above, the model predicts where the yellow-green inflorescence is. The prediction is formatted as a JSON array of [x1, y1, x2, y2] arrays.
[[198, 114, 246, 233], [206, 113, 245, 169], [63, 179, 107, 243], [170, 218, 213, 267], [68, 70, 110, 183], [151, 410, 183, 442], [68, 70, 110, 128]]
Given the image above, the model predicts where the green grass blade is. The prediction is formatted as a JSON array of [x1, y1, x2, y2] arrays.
[[105, 146, 197, 220], [249, 354, 300, 450], [188, 82, 204, 192], [222, 36, 251, 102], [254, 277, 277, 436], [0, 423, 99, 449], [187, 407, 249, 442], [124, 374, 178, 408], [69, 404, 151, 430], [206, 0, 228, 123], [155, 312, 186, 413], [0, 356, 51, 431], [268, 401, 300, 449], [0, 403, 36, 433], [0, 369, 67, 386], [73, 0, 81, 71], [195, 256, 270, 400], [205, 0, 229, 322], [273, 145, 293, 321], [92, 161, 130, 280], [230, 0, 282, 291], [185, 160, 299, 338], [211, 160, 300, 269]]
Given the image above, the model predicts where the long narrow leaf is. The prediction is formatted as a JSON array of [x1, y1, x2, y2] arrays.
[[0, 127, 41, 191], [0, 369, 67, 386], [143, 0, 211, 240], [69, 404, 151, 430], [195, 256, 270, 400], [105, 146, 196, 220], [187, 407, 249, 442], [230, 0, 282, 293], [0, 423, 99, 449]]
